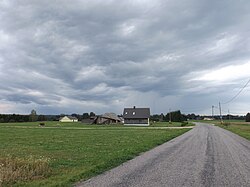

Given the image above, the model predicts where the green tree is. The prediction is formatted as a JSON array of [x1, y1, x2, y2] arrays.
[[172, 110, 182, 122], [90, 112, 96, 117], [82, 113, 90, 119], [246, 113, 250, 122], [38, 115, 46, 121], [29, 109, 37, 122], [166, 110, 186, 122], [150, 114, 160, 122]]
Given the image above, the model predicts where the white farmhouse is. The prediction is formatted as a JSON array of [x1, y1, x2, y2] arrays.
[[59, 116, 78, 122]]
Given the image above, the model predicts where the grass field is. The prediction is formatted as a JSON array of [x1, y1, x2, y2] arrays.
[[0, 121, 193, 128], [0, 122, 190, 186]]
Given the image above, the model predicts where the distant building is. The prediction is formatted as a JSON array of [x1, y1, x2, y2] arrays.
[[92, 113, 122, 124], [203, 117, 214, 121], [59, 116, 78, 122], [123, 106, 150, 126]]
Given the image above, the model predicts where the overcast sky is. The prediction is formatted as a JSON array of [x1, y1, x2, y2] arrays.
[[0, 0, 250, 115]]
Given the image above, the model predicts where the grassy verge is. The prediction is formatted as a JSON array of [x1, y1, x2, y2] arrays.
[[150, 121, 194, 127], [216, 122, 250, 140], [190, 120, 250, 140], [0, 122, 190, 186]]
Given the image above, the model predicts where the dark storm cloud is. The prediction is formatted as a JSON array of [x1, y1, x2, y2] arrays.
[[0, 0, 250, 114]]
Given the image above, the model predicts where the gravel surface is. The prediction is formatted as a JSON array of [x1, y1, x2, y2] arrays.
[[76, 123, 250, 187]]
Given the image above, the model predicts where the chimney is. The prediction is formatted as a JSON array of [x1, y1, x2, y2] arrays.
[[133, 106, 136, 109]]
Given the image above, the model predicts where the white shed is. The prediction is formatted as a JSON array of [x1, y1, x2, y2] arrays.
[[59, 116, 78, 122]]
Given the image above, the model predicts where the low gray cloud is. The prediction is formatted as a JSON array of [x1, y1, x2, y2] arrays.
[[0, 0, 250, 115]]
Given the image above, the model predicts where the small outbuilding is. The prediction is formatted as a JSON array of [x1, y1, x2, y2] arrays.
[[203, 117, 214, 121], [123, 106, 150, 126], [59, 116, 78, 122]]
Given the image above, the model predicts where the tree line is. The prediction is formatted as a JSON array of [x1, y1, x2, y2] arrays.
[[1, 110, 249, 123], [0, 110, 96, 123], [150, 110, 249, 122], [150, 110, 187, 122]]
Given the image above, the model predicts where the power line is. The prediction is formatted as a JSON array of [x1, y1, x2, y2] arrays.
[[213, 105, 246, 115], [221, 78, 250, 104]]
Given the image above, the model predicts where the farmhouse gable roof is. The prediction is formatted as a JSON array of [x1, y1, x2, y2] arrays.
[[123, 107, 150, 119], [59, 116, 78, 120]]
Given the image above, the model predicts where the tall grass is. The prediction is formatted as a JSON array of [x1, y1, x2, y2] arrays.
[[0, 156, 51, 186]]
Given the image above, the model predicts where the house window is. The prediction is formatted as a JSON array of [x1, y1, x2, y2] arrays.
[[133, 112, 136, 115]]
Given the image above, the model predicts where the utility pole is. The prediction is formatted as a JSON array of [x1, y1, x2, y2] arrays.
[[228, 109, 230, 121], [219, 102, 223, 124], [169, 108, 172, 124], [212, 105, 214, 119]]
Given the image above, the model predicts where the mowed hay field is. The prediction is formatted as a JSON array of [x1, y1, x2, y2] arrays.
[[0, 122, 190, 186]]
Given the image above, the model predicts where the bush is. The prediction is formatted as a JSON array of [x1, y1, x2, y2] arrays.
[[39, 123, 45, 127], [181, 121, 188, 126]]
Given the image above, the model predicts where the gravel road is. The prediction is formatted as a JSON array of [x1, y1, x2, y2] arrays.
[[76, 123, 250, 187]]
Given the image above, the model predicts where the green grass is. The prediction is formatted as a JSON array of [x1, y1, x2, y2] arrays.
[[0, 121, 194, 128], [0, 122, 190, 186], [0, 121, 94, 128], [150, 121, 194, 127], [223, 124, 250, 140]]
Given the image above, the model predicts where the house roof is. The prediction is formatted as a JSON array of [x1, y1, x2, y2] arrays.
[[101, 113, 121, 121], [92, 113, 121, 124], [123, 107, 150, 119]]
